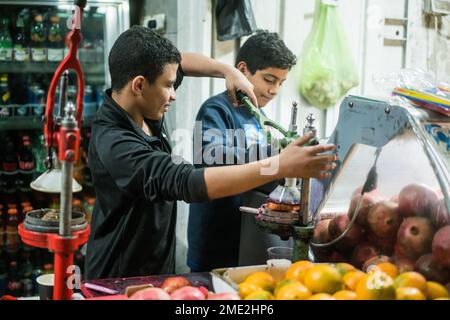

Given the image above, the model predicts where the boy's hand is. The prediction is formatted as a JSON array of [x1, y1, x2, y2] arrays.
[[224, 66, 258, 107], [278, 133, 337, 179]]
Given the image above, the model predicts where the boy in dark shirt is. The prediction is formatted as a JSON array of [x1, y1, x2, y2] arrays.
[[188, 30, 298, 272], [85, 26, 336, 279]]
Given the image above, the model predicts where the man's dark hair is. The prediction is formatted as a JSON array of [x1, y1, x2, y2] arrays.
[[235, 30, 296, 74], [109, 26, 181, 91]]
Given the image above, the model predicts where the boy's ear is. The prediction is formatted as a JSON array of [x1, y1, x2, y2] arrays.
[[130, 76, 146, 96], [236, 61, 249, 75]]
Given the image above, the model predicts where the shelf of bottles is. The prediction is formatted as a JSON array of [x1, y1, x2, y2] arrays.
[[0, 4, 107, 131], [0, 129, 95, 297]]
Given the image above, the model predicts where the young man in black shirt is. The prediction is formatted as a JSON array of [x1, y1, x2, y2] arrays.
[[85, 26, 337, 280]]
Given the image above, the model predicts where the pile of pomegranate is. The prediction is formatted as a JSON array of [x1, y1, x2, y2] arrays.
[[312, 183, 450, 285]]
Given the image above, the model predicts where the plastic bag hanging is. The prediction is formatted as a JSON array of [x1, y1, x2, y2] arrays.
[[215, 0, 257, 41], [299, 0, 359, 109]]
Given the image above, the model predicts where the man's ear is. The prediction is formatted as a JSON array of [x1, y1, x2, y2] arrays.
[[236, 61, 249, 75], [130, 76, 146, 96]]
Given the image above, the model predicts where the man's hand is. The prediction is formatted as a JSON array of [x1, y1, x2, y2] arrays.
[[278, 133, 337, 179], [223, 66, 258, 107], [180, 53, 258, 107]]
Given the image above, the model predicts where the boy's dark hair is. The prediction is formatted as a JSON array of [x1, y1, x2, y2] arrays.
[[109, 26, 181, 91], [235, 30, 296, 74]]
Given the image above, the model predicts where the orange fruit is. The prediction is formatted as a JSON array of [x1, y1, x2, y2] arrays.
[[367, 262, 398, 279], [244, 271, 275, 292], [307, 293, 335, 300], [244, 290, 274, 300], [284, 260, 314, 283], [333, 290, 357, 300], [274, 279, 298, 296], [238, 282, 262, 299], [334, 263, 356, 276], [394, 272, 427, 293], [343, 270, 366, 291], [275, 281, 312, 300], [426, 281, 449, 300], [396, 287, 426, 300], [356, 272, 395, 300], [304, 264, 343, 294]]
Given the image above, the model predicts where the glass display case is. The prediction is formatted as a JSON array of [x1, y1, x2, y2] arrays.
[[310, 95, 450, 284], [0, 0, 129, 130], [0, 0, 129, 297]]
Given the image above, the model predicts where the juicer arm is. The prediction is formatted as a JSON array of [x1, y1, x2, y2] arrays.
[[44, 0, 85, 155], [236, 91, 290, 141]]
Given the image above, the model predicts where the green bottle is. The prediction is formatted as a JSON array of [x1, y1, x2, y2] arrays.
[[30, 13, 47, 62], [0, 18, 13, 61], [33, 134, 47, 174], [13, 14, 30, 62], [47, 14, 63, 62]]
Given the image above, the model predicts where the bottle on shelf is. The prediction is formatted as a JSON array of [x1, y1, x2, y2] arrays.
[[30, 12, 47, 62], [74, 248, 85, 274], [95, 85, 106, 109], [73, 147, 85, 185], [83, 196, 95, 224], [47, 13, 64, 62], [0, 73, 11, 117], [13, 13, 30, 62], [0, 17, 13, 62], [6, 208, 20, 252], [13, 75, 31, 117], [27, 83, 45, 117], [31, 249, 43, 295], [83, 84, 95, 119], [0, 204, 5, 249], [49, 194, 59, 211], [2, 140, 19, 194], [32, 134, 47, 174], [0, 254, 7, 296], [6, 202, 17, 211], [20, 205, 33, 224], [78, 31, 94, 63], [31, 190, 48, 209], [19, 247, 34, 297], [17, 135, 36, 192], [72, 198, 84, 214], [94, 39, 105, 64], [41, 263, 53, 275], [67, 84, 77, 103], [6, 261, 23, 297]]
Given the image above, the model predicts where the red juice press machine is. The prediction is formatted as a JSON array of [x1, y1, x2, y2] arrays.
[[18, 0, 90, 300]]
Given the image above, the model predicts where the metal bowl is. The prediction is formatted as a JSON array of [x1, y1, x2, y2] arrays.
[[24, 208, 88, 233]]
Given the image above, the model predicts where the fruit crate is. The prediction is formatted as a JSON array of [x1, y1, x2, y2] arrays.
[[307, 95, 450, 286], [212, 260, 293, 289]]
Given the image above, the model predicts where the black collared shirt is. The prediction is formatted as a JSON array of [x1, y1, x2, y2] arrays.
[[85, 71, 208, 279]]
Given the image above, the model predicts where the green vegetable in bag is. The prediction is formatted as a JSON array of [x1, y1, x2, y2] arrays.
[[299, 0, 359, 109]]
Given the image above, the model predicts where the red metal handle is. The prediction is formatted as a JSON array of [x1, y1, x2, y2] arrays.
[[44, 5, 85, 150]]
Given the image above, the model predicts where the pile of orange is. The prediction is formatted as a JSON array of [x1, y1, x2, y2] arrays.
[[237, 261, 450, 300]]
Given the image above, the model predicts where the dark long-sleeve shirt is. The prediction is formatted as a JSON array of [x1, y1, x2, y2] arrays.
[[85, 72, 209, 279]]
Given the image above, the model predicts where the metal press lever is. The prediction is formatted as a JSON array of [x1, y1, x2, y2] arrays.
[[300, 113, 319, 225]]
